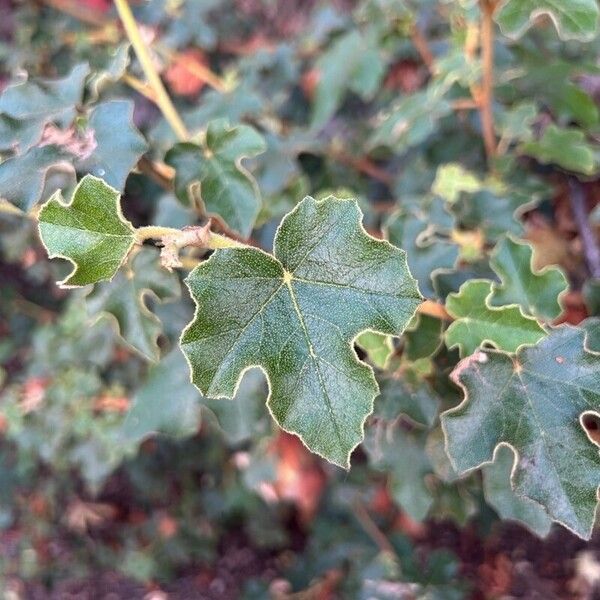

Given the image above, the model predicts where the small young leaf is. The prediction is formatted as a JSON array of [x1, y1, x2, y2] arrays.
[[482, 446, 553, 538], [445, 279, 546, 357], [432, 164, 481, 204], [442, 326, 600, 539], [165, 119, 266, 237], [38, 175, 135, 287], [357, 331, 394, 370], [490, 235, 568, 320], [496, 0, 599, 41], [180, 196, 422, 467], [86, 248, 180, 362]]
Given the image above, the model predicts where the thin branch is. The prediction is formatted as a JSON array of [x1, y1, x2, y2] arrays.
[[569, 179, 600, 279], [331, 150, 393, 185], [137, 156, 174, 191], [418, 299, 452, 321], [479, 0, 498, 162], [410, 24, 434, 74], [135, 222, 244, 270], [352, 501, 396, 555], [154, 44, 229, 93], [114, 0, 189, 141]]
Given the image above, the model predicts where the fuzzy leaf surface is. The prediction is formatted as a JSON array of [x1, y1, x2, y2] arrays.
[[490, 235, 568, 320], [166, 119, 265, 237], [180, 196, 422, 467], [482, 446, 553, 538], [445, 279, 546, 357], [38, 175, 135, 287], [496, 0, 599, 41], [442, 327, 600, 538], [86, 248, 180, 361]]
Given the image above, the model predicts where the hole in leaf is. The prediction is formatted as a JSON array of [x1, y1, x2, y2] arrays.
[[580, 412, 600, 448]]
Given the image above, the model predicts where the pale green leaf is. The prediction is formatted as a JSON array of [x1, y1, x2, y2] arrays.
[[482, 446, 553, 538], [490, 235, 568, 320], [38, 175, 135, 287], [445, 279, 547, 357], [180, 196, 422, 467], [357, 331, 394, 369], [520, 125, 597, 176], [86, 248, 180, 362], [496, 0, 599, 41], [165, 119, 266, 237], [442, 326, 600, 538], [432, 164, 481, 204]]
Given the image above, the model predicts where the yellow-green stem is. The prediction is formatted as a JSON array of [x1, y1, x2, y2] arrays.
[[114, 0, 189, 141]]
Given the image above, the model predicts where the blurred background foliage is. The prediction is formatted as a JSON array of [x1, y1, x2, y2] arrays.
[[1, 0, 600, 597]]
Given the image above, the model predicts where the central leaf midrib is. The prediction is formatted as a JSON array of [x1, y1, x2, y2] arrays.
[[285, 278, 345, 449]]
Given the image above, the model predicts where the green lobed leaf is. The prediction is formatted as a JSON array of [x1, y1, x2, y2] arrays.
[[78, 100, 147, 191], [445, 279, 546, 357], [365, 420, 434, 522], [442, 326, 600, 539], [311, 30, 384, 129], [496, 0, 599, 41], [165, 119, 266, 237], [86, 248, 180, 362], [180, 196, 422, 467], [403, 314, 444, 362], [482, 445, 553, 538], [0, 63, 88, 151], [489, 235, 568, 321], [0, 145, 75, 212], [120, 347, 202, 445], [520, 125, 597, 176], [38, 175, 135, 287], [386, 199, 459, 299], [581, 317, 600, 353], [377, 376, 441, 428], [369, 86, 452, 154]]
